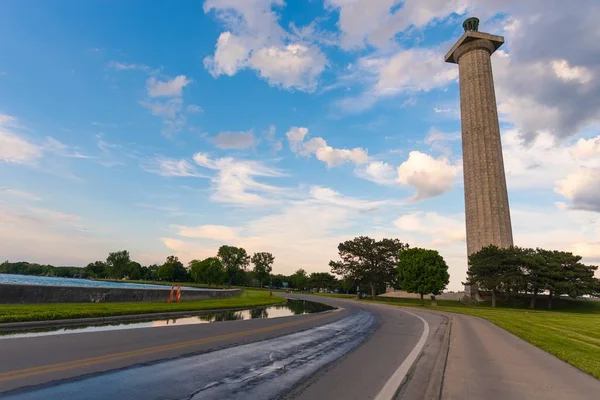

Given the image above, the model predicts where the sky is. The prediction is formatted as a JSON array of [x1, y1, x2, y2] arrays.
[[1, 0, 600, 291]]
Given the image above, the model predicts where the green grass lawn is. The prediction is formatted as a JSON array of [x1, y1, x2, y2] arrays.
[[0, 290, 285, 324], [365, 296, 600, 379]]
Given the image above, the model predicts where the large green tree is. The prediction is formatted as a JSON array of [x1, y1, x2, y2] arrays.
[[270, 274, 286, 288], [330, 236, 407, 299], [128, 261, 142, 280], [217, 245, 250, 287], [466, 245, 512, 307], [251, 252, 274, 288], [106, 250, 131, 279], [157, 255, 188, 282], [189, 257, 225, 286], [397, 247, 450, 304], [308, 272, 337, 292], [289, 269, 309, 291], [84, 261, 107, 278]]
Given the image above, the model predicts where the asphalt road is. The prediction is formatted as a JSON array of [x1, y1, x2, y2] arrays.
[[0, 295, 442, 399], [442, 312, 600, 400]]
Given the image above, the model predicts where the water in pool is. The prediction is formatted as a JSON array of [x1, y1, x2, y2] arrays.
[[0, 273, 205, 291], [0, 299, 336, 339]]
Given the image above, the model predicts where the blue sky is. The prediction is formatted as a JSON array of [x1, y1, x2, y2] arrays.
[[2, 0, 600, 290]]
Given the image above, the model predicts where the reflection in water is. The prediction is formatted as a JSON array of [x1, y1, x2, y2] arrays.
[[250, 307, 269, 319], [1, 299, 335, 339]]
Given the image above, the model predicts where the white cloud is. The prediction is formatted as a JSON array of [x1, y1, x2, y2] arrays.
[[160, 238, 218, 260], [0, 188, 42, 201], [571, 137, 600, 160], [141, 99, 186, 136], [175, 224, 241, 242], [211, 130, 256, 150], [146, 76, 191, 98], [502, 130, 600, 190], [310, 186, 385, 212], [0, 115, 84, 165], [203, 1, 327, 91], [325, 0, 469, 49], [204, 32, 250, 77], [107, 61, 151, 72], [0, 128, 42, 164], [141, 76, 192, 136], [329, 1, 600, 138], [424, 128, 461, 154], [336, 47, 458, 113], [186, 104, 202, 113], [551, 60, 593, 84], [397, 151, 459, 200], [365, 48, 458, 97], [263, 125, 282, 151], [27, 207, 81, 222], [394, 211, 466, 246], [110, 61, 194, 137], [248, 44, 327, 91], [143, 156, 204, 178], [193, 152, 285, 205], [555, 168, 600, 212], [286, 126, 309, 152], [355, 161, 397, 185], [487, 1, 600, 141], [285, 126, 369, 167]]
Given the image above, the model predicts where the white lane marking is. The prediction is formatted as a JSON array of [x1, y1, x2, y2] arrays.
[[373, 309, 430, 400]]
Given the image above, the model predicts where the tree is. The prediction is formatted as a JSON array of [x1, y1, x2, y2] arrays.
[[157, 255, 188, 282], [556, 253, 598, 299], [339, 276, 356, 294], [251, 252, 274, 288], [217, 245, 250, 287], [397, 247, 450, 305], [128, 261, 142, 280], [330, 236, 407, 299], [106, 250, 131, 279], [145, 264, 159, 280], [517, 247, 550, 309], [466, 245, 512, 307], [189, 257, 225, 286], [308, 272, 337, 292], [270, 274, 286, 288], [289, 269, 309, 291], [84, 261, 107, 278]]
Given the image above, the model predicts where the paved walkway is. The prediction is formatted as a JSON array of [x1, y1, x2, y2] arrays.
[[443, 313, 600, 400]]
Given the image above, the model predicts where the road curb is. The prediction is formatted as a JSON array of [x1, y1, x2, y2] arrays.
[[423, 314, 452, 400], [0, 304, 284, 332]]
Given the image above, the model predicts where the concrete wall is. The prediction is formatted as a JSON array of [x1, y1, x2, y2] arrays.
[[0, 283, 242, 304]]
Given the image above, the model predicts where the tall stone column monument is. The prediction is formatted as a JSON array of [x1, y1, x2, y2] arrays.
[[445, 18, 513, 298]]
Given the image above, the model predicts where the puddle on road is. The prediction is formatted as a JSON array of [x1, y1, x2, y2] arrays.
[[0, 299, 335, 339]]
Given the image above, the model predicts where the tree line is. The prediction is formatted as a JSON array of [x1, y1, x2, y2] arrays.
[[5, 237, 596, 309], [0, 246, 342, 291], [466, 245, 600, 308]]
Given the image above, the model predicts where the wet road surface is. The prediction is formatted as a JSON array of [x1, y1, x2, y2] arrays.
[[0, 295, 440, 399]]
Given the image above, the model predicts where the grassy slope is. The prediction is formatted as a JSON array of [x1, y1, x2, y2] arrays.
[[0, 290, 285, 323], [365, 296, 600, 380]]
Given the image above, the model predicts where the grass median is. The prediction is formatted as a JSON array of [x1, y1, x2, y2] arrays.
[[0, 290, 286, 324], [364, 296, 600, 380]]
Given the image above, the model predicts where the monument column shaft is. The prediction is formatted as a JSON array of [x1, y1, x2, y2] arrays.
[[458, 43, 513, 255]]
